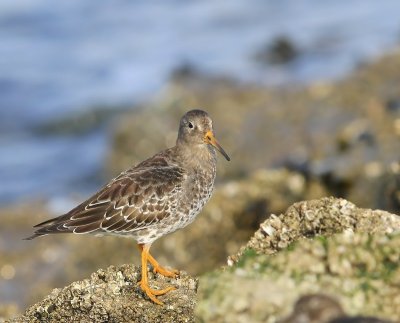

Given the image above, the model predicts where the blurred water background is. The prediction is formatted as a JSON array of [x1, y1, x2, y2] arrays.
[[1, 0, 400, 206]]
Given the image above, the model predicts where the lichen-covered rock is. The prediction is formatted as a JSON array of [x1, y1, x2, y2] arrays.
[[196, 232, 400, 323], [9, 265, 197, 323]]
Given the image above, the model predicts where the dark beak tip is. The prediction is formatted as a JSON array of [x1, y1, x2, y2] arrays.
[[219, 150, 230, 161]]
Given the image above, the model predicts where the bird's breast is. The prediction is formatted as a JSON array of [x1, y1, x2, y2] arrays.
[[178, 166, 216, 224]]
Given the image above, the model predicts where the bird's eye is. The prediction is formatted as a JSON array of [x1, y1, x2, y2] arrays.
[[188, 122, 194, 129]]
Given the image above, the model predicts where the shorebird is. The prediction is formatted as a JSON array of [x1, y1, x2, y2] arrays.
[[27, 109, 230, 305]]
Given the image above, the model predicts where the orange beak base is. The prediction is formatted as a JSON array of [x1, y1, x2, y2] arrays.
[[204, 131, 230, 161]]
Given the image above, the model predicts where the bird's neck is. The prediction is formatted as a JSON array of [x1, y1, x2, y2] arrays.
[[174, 142, 217, 171]]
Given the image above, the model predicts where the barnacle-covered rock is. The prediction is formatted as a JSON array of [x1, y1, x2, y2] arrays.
[[230, 197, 400, 262], [9, 265, 197, 323]]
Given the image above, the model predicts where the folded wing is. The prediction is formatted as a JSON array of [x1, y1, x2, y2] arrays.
[[26, 164, 185, 239]]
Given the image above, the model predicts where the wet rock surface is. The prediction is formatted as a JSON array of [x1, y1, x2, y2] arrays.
[[8, 265, 197, 323]]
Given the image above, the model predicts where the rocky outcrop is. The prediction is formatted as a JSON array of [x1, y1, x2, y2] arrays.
[[8, 197, 400, 323], [197, 232, 400, 322], [230, 197, 400, 263], [8, 265, 197, 323], [196, 197, 400, 323]]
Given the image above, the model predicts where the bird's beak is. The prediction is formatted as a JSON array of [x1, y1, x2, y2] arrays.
[[204, 131, 230, 161]]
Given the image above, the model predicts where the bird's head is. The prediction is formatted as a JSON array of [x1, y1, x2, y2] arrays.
[[177, 109, 230, 161]]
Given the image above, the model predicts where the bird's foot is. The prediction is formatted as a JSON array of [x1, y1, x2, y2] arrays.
[[139, 281, 176, 305], [152, 265, 180, 278]]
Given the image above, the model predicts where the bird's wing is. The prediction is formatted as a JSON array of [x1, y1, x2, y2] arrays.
[[29, 162, 185, 237]]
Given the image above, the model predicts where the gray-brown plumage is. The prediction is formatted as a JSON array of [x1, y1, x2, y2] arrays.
[[27, 109, 230, 304]]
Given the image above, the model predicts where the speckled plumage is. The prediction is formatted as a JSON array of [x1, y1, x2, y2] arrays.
[[27, 109, 229, 305]]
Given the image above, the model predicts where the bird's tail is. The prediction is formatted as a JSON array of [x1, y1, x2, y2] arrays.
[[23, 233, 45, 240], [24, 214, 70, 240]]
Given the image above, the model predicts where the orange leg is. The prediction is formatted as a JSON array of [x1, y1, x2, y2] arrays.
[[138, 243, 176, 305], [137, 244, 179, 278]]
